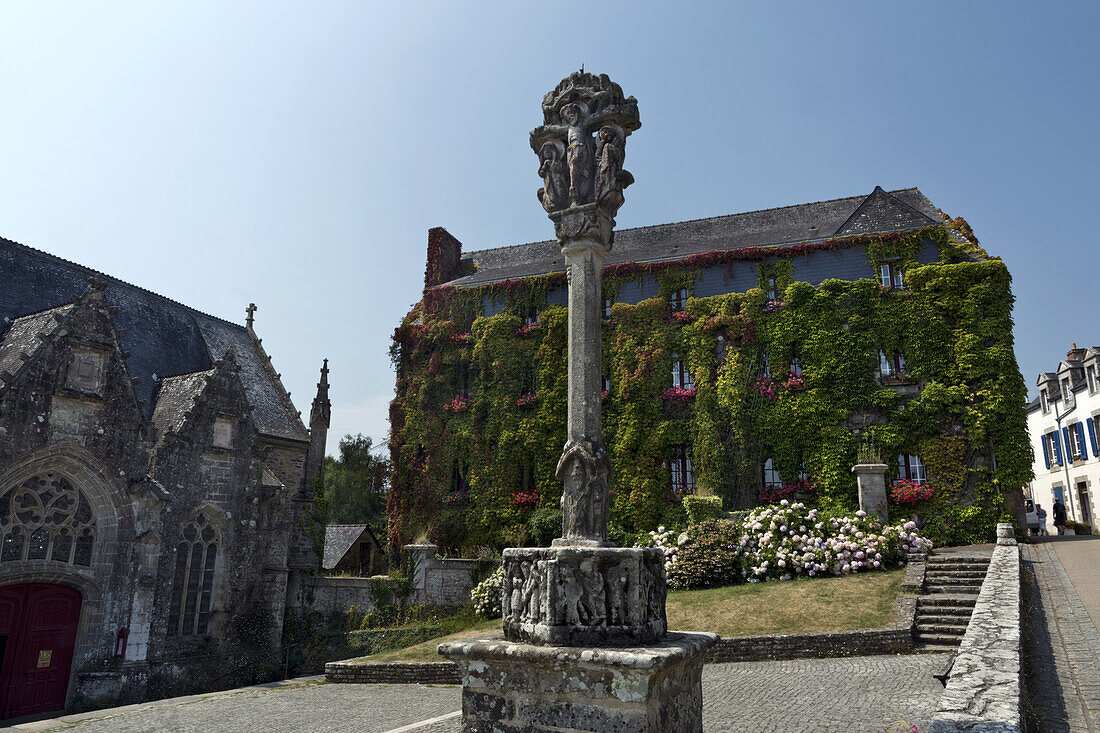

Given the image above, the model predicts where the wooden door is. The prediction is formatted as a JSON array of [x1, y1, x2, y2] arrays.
[[0, 584, 82, 719]]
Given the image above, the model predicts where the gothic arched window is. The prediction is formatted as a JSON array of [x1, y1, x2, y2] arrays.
[[168, 513, 219, 636], [0, 474, 96, 567]]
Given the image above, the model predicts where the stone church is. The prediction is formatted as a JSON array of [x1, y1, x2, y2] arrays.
[[0, 236, 329, 718]]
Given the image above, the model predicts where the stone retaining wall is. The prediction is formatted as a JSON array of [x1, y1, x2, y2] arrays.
[[324, 661, 460, 684], [930, 527, 1022, 732]]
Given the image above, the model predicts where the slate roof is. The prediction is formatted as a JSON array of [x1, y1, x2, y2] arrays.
[[445, 187, 947, 288], [150, 370, 213, 436], [0, 305, 71, 385], [0, 236, 309, 442], [322, 524, 375, 570]]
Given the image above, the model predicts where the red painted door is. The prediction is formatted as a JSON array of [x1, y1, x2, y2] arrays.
[[0, 584, 82, 719]]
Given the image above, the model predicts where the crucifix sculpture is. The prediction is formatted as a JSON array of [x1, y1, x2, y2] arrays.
[[530, 71, 639, 547]]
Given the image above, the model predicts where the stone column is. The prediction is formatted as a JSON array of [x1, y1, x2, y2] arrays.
[[852, 463, 889, 525]]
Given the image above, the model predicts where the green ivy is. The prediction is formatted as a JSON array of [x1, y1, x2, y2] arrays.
[[387, 228, 1033, 550]]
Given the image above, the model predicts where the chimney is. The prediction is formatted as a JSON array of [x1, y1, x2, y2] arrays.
[[1068, 344, 1084, 362]]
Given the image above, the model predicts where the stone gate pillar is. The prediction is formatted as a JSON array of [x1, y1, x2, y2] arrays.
[[852, 462, 889, 525]]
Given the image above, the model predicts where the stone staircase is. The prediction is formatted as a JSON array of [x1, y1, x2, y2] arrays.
[[914, 553, 991, 651]]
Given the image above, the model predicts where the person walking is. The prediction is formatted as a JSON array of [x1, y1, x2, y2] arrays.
[[1037, 503, 1048, 537], [1053, 498, 1067, 536]]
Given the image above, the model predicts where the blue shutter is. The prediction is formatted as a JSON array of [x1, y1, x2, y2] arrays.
[[1042, 434, 1051, 469], [1062, 427, 1072, 463], [1054, 431, 1064, 466], [1077, 423, 1089, 462], [1089, 417, 1099, 458]]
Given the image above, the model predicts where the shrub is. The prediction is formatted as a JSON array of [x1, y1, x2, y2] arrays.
[[665, 519, 742, 589], [471, 564, 504, 618], [527, 507, 562, 547], [683, 495, 724, 525], [644, 502, 932, 589]]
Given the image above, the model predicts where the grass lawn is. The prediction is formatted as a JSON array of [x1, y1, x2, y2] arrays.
[[345, 568, 904, 664], [666, 567, 904, 637]]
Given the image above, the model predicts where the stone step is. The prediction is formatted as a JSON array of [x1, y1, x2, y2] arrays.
[[913, 632, 965, 646], [926, 559, 989, 567], [915, 613, 972, 627], [927, 558, 990, 568], [924, 573, 987, 582], [915, 607, 976, 620], [914, 642, 960, 653], [915, 622, 967, 636], [924, 570, 988, 579], [918, 595, 978, 609], [924, 584, 981, 595]]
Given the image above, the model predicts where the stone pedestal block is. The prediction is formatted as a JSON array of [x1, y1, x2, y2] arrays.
[[852, 463, 889, 525], [438, 631, 717, 733], [502, 546, 666, 646]]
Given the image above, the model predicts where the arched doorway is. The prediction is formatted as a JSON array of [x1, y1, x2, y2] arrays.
[[0, 584, 82, 719]]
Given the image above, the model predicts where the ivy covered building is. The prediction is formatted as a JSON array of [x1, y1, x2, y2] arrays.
[[388, 186, 1032, 551]]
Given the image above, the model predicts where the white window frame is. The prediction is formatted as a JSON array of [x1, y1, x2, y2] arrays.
[[762, 458, 782, 489], [671, 355, 694, 390], [879, 262, 904, 289], [898, 454, 927, 484]]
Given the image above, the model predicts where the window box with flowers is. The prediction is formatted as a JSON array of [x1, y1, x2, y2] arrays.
[[782, 371, 806, 392], [443, 396, 470, 413], [661, 386, 697, 402], [516, 392, 538, 409], [761, 299, 785, 314], [665, 309, 694, 324], [752, 374, 778, 401], [759, 479, 818, 506], [449, 331, 473, 345], [889, 478, 935, 506], [516, 322, 540, 337], [511, 491, 538, 510]]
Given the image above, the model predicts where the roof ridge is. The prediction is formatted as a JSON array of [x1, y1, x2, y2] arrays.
[[462, 187, 922, 256], [0, 235, 249, 332]]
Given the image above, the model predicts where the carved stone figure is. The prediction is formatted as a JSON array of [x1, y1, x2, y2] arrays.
[[537, 140, 568, 212], [605, 560, 628, 625], [507, 561, 527, 618], [520, 560, 542, 623], [530, 70, 640, 218], [595, 125, 632, 207], [556, 439, 610, 544], [560, 562, 584, 626], [579, 558, 605, 626]]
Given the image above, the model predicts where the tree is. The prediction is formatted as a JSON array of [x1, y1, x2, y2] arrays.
[[323, 434, 389, 537]]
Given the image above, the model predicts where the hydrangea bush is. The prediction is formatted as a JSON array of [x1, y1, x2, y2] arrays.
[[470, 564, 503, 618], [645, 501, 931, 590]]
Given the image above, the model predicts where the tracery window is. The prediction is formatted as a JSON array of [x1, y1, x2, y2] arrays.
[[168, 513, 219, 637], [0, 474, 96, 567]]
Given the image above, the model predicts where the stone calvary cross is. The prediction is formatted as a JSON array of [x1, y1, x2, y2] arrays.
[[531, 71, 639, 547], [439, 73, 715, 733]]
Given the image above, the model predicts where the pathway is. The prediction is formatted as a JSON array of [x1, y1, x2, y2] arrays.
[[1023, 536, 1100, 732], [12, 654, 949, 733]]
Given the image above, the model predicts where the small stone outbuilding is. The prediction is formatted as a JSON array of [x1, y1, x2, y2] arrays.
[[322, 524, 387, 577]]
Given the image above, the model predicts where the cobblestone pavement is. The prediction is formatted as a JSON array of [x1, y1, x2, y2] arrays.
[[1023, 540, 1100, 732], [26, 653, 949, 733]]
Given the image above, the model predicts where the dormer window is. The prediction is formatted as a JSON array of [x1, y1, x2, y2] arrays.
[[212, 418, 235, 449], [879, 262, 904, 289], [1040, 388, 1049, 414], [766, 277, 778, 301], [670, 288, 689, 312], [1089, 365, 1098, 394], [66, 348, 105, 393], [1062, 377, 1074, 407]]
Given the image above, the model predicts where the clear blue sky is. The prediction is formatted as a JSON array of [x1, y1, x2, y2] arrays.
[[2, 2, 1096, 454]]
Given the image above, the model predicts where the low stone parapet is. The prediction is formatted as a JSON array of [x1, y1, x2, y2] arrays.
[[324, 660, 460, 684], [929, 525, 1022, 732], [707, 625, 912, 662]]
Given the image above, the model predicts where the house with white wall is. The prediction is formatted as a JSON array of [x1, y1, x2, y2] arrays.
[[1025, 344, 1100, 530]]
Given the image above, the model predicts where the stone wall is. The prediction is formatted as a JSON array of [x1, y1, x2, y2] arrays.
[[325, 661, 461, 684], [929, 529, 1022, 732]]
